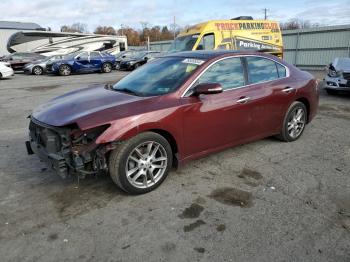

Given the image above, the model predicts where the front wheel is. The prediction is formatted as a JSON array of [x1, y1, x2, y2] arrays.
[[58, 65, 71, 76], [108, 132, 173, 194], [277, 101, 307, 142], [32, 66, 43, 75], [102, 63, 112, 73]]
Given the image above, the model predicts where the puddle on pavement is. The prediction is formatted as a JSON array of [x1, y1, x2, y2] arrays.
[[209, 187, 253, 208], [216, 224, 226, 232], [194, 247, 205, 253], [183, 219, 206, 232], [178, 203, 204, 219], [49, 175, 125, 221], [25, 85, 61, 92], [238, 168, 263, 187]]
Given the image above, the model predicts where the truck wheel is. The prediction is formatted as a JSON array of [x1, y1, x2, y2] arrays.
[[102, 63, 112, 73], [277, 101, 307, 142], [109, 132, 173, 194], [59, 65, 71, 76]]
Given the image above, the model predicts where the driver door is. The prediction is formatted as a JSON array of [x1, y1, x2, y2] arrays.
[[74, 52, 90, 72], [181, 57, 253, 157]]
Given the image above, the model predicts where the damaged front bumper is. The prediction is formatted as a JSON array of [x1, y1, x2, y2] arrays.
[[26, 117, 111, 178]]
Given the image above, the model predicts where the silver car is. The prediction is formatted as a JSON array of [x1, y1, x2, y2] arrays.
[[23, 55, 63, 75], [324, 57, 350, 94]]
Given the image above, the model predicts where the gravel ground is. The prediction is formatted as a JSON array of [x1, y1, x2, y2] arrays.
[[0, 71, 349, 262]]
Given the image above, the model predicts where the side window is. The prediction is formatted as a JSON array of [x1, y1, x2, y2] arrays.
[[196, 57, 245, 90], [276, 63, 287, 78], [197, 33, 215, 50], [90, 52, 101, 59], [246, 57, 279, 84], [77, 52, 89, 60]]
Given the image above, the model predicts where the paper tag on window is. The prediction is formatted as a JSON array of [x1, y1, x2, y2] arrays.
[[182, 58, 205, 65]]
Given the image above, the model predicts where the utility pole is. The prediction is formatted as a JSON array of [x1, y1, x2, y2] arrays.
[[120, 24, 124, 36], [263, 8, 268, 20], [173, 16, 176, 40]]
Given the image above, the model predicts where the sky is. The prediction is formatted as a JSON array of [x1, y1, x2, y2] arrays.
[[1, 0, 349, 31]]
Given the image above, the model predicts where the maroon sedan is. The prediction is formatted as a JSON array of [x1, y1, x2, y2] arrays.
[[26, 51, 319, 194]]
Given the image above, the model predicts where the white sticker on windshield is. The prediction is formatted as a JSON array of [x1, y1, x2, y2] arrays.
[[182, 58, 205, 65]]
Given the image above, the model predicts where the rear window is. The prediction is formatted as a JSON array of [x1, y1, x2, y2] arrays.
[[246, 57, 279, 84]]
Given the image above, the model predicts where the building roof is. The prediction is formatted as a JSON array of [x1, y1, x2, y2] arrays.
[[0, 21, 44, 30]]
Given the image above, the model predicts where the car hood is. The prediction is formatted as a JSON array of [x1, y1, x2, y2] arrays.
[[32, 84, 149, 128]]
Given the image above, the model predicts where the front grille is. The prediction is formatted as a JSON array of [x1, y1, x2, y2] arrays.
[[343, 73, 350, 81], [29, 119, 62, 152]]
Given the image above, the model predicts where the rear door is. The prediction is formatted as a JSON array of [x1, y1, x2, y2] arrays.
[[243, 56, 295, 136], [90, 52, 102, 70]]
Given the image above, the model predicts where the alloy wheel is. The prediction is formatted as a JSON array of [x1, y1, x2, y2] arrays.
[[33, 66, 43, 75], [287, 108, 306, 139], [125, 141, 168, 189], [103, 63, 112, 73]]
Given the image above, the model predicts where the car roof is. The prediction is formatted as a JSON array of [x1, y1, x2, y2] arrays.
[[163, 50, 250, 60]]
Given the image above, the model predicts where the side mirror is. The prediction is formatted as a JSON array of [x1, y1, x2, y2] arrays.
[[76, 56, 81, 60], [193, 83, 223, 96], [122, 55, 126, 58], [144, 56, 149, 61]]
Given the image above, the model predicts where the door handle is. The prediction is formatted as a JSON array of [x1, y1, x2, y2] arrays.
[[236, 96, 250, 104], [282, 87, 295, 93]]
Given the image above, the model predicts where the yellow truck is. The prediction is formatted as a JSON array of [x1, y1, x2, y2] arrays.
[[169, 16, 283, 58]]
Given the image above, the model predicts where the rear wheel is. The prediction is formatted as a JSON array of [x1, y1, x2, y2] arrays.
[[59, 65, 71, 76], [326, 89, 337, 95], [102, 63, 112, 73], [32, 66, 43, 75], [109, 132, 173, 194], [277, 101, 307, 142]]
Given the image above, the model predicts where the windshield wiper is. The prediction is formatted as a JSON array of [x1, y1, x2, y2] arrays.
[[115, 88, 140, 96]]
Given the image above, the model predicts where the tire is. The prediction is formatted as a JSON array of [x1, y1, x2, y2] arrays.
[[109, 132, 173, 194], [32, 66, 43, 75], [58, 64, 71, 76], [102, 63, 112, 73], [326, 89, 337, 95], [277, 101, 307, 142], [133, 63, 140, 70]]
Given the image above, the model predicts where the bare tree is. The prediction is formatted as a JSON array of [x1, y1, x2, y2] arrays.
[[94, 26, 117, 35], [61, 23, 88, 33]]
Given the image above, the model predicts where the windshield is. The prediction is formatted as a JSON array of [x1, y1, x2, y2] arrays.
[[62, 52, 80, 60], [168, 34, 199, 52], [113, 57, 204, 96]]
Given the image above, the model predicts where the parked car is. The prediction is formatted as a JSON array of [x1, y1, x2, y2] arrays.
[[23, 55, 64, 75], [0, 52, 46, 71], [26, 51, 319, 194], [115, 50, 140, 69], [324, 57, 350, 94], [118, 51, 161, 70], [46, 51, 116, 76], [0, 62, 14, 79]]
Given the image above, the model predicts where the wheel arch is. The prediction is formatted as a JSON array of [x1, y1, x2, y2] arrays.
[[147, 129, 179, 167], [295, 97, 310, 122]]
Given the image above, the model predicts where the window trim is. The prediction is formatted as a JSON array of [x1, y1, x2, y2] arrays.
[[181, 55, 290, 97]]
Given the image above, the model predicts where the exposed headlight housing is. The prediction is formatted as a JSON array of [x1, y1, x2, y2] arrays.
[[328, 68, 340, 77]]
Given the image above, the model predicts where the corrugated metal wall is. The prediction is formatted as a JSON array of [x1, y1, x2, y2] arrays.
[[149, 24, 350, 70]]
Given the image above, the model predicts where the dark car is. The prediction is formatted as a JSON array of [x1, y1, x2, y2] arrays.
[[47, 51, 116, 76], [0, 52, 46, 71], [118, 51, 161, 70], [26, 51, 319, 194], [114, 50, 141, 69]]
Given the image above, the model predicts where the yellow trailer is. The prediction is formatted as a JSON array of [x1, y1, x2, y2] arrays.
[[169, 17, 283, 58]]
